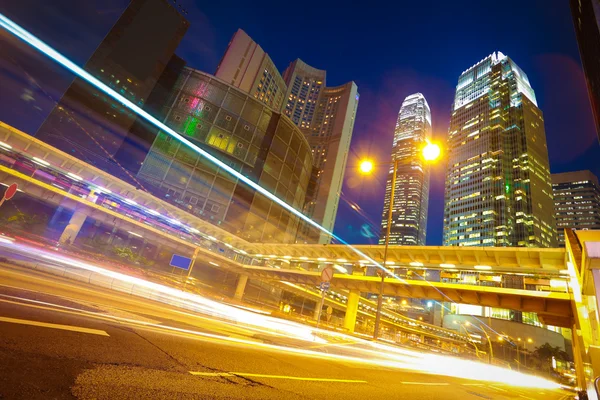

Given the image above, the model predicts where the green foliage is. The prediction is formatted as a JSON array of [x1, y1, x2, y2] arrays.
[[1, 211, 48, 233], [533, 342, 571, 364], [113, 246, 137, 261]]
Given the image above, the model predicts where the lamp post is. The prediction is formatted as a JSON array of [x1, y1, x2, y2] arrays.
[[360, 142, 441, 340], [454, 321, 482, 358], [465, 321, 493, 364]]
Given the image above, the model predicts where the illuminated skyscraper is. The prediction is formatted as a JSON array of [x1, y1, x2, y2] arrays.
[[552, 170, 600, 246], [282, 59, 359, 243], [443, 52, 557, 248], [35, 0, 189, 170], [379, 93, 432, 245]]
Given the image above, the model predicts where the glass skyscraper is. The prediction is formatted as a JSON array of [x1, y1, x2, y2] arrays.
[[443, 52, 557, 248], [379, 93, 432, 246], [35, 0, 189, 171]]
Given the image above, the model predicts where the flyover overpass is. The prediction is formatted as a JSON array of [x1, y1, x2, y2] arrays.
[[3, 120, 600, 393]]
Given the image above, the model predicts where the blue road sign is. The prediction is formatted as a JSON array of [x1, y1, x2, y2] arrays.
[[319, 282, 330, 292], [170, 254, 192, 270]]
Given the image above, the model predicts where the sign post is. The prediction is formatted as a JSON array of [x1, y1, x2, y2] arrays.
[[0, 183, 18, 208], [315, 266, 334, 331]]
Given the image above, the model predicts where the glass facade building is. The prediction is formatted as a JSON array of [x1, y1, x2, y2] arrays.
[[282, 59, 359, 243], [137, 68, 313, 243], [35, 0, 189, 170], [552, 170, 600, 246], [379, 93, 432, 246], [443, 52, 557, 248]]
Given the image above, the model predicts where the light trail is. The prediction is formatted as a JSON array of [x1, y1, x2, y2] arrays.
[[0, 289, 559, 390], [0, 13, 494, 318], [0, 13, 400, 282]]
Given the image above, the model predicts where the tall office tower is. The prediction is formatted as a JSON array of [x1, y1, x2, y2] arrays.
[[215, 29, 287, 111], [379, 93, 432, 246], [570, 0, 600, 142], [282, 59, 359, 243], [552, 170, 600, 246], [35, 0, 189, 170], [443, 52, 557, 248]]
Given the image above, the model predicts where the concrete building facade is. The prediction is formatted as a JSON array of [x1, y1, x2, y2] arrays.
[[282, 59, 359, 243], [215, 29, 286, 112], [552, 170, 600, 246]]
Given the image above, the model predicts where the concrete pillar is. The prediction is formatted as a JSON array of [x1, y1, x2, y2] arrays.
[[234, 275, 248, 301], [344, 290, 360, 333], [313, 300, 321, 320], [58, 208, 88, 245]]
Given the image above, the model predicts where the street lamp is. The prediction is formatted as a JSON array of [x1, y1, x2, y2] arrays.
[[359, 141, 441, 340], [467, 322, 494, 364]]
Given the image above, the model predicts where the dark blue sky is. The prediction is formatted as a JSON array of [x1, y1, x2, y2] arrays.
[[1, 0, 598, 245]]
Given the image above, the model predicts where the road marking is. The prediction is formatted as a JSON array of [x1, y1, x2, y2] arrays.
[[519, 395, 536, 400], [401, 382, 449, 386], [489, 386, 508, 392], [189, 371, 367, 383], [0, 316, 109, 336], [462, 383, 485, 386]]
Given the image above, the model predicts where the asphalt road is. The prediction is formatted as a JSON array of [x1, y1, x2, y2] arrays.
[[0, 263, 574, 400]]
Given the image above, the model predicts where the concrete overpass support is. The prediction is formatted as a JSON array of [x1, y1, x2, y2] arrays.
[[234, 275, 248, 301], [344, 290, 360, 333], [58, 207, 88, 244]]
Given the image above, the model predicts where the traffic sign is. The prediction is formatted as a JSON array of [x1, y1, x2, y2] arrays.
[[169, 254, 192, 270], [321, 266, 334, 282], [3, 183, 17, 201], [319, 281, 330, 292]]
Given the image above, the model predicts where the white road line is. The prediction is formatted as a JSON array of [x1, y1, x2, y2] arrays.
[[401, 382, 449, 385], [0, 316, 109, 336], [189, 371, 367, 383]]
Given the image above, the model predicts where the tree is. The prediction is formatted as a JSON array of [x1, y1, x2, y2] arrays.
[[533, 342, 571, 372]]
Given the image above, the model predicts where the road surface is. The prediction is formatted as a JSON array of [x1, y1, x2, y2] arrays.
[[0, 262, 573, 399]]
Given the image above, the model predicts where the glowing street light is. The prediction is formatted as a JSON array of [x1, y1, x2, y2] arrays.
[[422, 141, 441, 161], [359, 159, 374, 174], [358, 141, 442, 340]]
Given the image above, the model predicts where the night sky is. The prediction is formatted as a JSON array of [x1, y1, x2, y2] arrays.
[[0, 0, 598, 245]]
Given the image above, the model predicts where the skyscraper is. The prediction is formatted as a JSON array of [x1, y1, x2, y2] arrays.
[[35, 0, 189, 170], [214, 33, 359, 243], [443, 52, 557, 248], [379, 93, 432, 246], [552, 170, 600, 246], [215, 29, 287, 111], [570, 0, 600, 142], [282, 59, 359, 243]]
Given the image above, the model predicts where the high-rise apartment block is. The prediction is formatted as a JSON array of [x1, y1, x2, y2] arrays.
[[552, 170, 600, 246], [215, 29, 287, 112], [379, 93, 432, 246], [282, 59, 359, 243], [570, 0, 600, 142], [215, 32, 359, 243], [35, 0, 189, 169], [443, 52, 557, 248]]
